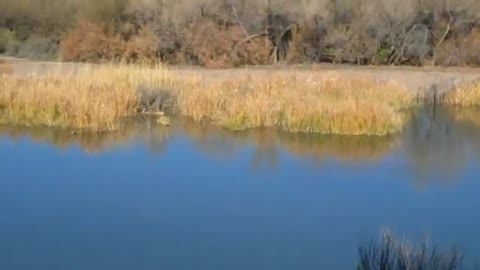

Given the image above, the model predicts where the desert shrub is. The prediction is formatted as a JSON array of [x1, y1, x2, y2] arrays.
[[121, 26, 161, 64], [434, 28, 480, 66], [60, 18, 166, 64], [286, 19, 327, 63], [233, 35, 273, 66], [180, 18, 272, 68], [3, 0, 480, 67], [59, 19, 123, 62]]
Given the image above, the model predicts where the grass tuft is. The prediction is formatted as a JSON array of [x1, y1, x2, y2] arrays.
[[177, 72, 414, 136], [0, 63, 173, 132], [442, 80, 480, 107]]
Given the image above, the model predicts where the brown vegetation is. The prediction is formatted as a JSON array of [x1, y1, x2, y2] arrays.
[[1, 0, 480, 67], [441, 80, 480, 106], [0, 64, 171, 132], [176, 72, 414, 135], [0, 63, 416, 135]]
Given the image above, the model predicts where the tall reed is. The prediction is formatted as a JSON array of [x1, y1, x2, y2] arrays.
[[177, 72, 414, 136], [0, 63, 172, 132], [1, 64, 417, 135]]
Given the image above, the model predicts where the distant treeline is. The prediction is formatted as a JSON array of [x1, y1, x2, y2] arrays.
[[1, 0, 480, 67]]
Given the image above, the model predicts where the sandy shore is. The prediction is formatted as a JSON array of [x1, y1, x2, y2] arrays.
[[2, 56, 480, 95]]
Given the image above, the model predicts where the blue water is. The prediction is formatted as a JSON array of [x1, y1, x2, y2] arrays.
[[1, 112, 480, 270]]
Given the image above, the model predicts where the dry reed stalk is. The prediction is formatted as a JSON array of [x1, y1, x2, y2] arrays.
[[176, 71, 414, 136], [2, 63, 418, 135], [442, 80, 480, 106], [0, 63, 173, 131]]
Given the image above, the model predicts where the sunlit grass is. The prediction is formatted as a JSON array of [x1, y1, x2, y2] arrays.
[[177, 72, 415, 136], [0, 62, 12, 74], [1, 63, 418, 135], [441, 80, 480, 106], [0, 63, 173, 132]]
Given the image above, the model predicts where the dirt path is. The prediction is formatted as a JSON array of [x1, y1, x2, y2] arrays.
[[2, 56, 480, 95]]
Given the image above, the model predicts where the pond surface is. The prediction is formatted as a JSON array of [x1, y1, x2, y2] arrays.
[[1, 107, 480, 270]]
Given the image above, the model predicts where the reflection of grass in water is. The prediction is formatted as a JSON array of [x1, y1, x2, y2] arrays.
[[178, 119, 240, 157], [358, 230, 463, 270], [1, 117, 397, 160], [0, 125, 135, 153], [275, 132, 397, 162], [179, 119, 398, 162], [447, 106, 480, 127], [0, 118, 170, 154]]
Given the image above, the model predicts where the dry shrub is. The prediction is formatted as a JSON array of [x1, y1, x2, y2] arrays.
[[181, 18, 272, 68], [122, 26, 160, 64], [234, 35, 273, 66], [287, 21, 328, 63], [434, 29, 480, 66], [59, 19, 123, 62], [59, 19, 160, 64], [286, 24, 310, 63]]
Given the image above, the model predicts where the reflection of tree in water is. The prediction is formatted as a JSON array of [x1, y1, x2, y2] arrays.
[[402, 105, 480, 184]]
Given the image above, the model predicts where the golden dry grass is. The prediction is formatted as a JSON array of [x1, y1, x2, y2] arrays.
[[177, 72, 414, 136], [0, 63, 172, 132], [0, 64, 415, 135], [1, 63, 417, 135], [441, 80, 480, 106], [0, 63, 12, 75]]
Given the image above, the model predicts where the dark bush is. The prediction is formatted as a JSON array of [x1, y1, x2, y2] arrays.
[[0, 27, 16, 54], [17, 35, 58, 60], [358, 231, 463, 270]]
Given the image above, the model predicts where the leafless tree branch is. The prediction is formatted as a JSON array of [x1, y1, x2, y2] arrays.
[[230, 0, 249, 38]]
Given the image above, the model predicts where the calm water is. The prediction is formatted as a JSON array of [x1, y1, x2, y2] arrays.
[[1, 107, 480, 270]]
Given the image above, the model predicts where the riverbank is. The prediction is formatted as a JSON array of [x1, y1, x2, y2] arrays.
[[1, 56, 479, 135]]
